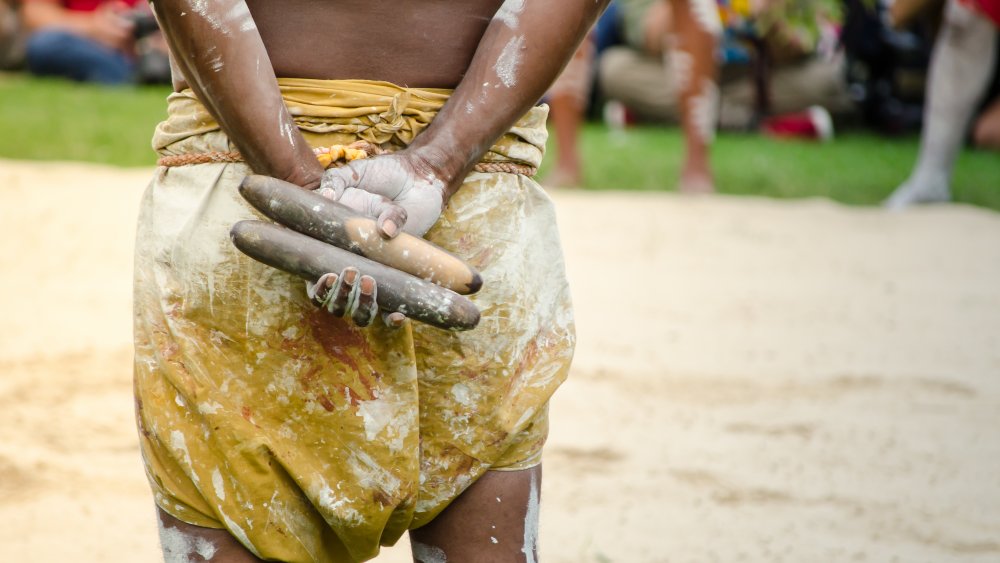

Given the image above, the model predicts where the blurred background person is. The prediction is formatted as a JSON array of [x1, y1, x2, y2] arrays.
[[598, 0, 725, 193], [598, 0, 852, 192], [20, 0, 168, 84], [885, 0, 1000, 209], [542, 6, 634, 189], [0, 0, 26, 70], [546, 34, 596, 188], [839, 0, 935, 135]]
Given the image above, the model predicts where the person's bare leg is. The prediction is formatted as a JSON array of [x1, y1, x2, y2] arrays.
[[546, 39, 594, 188], [973, 97, 1000, 150], [156, 507, 264, 562], [666, 0, 721, 194], [409, 465, 542, 562], [547, 92, 585, 187], [885, 0, 998, 209]]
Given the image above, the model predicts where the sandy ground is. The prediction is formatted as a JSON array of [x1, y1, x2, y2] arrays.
[[1, 159, 999, 562]]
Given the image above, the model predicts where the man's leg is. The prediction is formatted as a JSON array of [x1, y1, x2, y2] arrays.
[[973, 97, 1000, 150], [156, 507, 263, 563], [410, 465, 542, 562], [885, 0, 998, 209], [547, 39, 594, 188], [25, 29, 133, 84], [666, 0, 721, 194]]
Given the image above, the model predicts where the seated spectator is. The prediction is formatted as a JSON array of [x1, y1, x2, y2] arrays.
[[598, 0, 853, 193], [21, 0, 169, 84], [885, 0, 1000, 208]]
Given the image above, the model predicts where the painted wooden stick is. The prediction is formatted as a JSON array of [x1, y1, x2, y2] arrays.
[[239, 175, 483, 295], [230, 220, 480, 331]]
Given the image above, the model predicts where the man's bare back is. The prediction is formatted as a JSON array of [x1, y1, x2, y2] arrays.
[[171, 0, 504, 92]]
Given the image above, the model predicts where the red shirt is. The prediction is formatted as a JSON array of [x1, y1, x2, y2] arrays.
[[56, 0, 141, 12], [961, 0, 1000, 27]]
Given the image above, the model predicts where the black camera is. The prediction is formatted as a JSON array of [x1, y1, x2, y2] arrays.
[[128, 9, 161, 40]]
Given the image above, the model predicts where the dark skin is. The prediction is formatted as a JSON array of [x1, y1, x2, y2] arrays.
[[150, 0, 607, 560], [158, 467, 542, 562]]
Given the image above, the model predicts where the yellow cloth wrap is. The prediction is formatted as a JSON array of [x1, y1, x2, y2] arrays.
[[134, 79, 574, 562]]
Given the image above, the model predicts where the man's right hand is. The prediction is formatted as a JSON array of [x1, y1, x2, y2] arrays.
[[306, 268, 407, 329]]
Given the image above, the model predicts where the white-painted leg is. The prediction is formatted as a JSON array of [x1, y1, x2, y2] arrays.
[[886, 0, 999, 210], [157, 512, 220, 562]]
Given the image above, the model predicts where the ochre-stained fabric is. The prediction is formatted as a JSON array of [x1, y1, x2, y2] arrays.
[[133, 79, 574, 562]]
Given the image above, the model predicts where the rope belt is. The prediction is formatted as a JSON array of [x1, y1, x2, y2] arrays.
[[157, 140, 537, 176]]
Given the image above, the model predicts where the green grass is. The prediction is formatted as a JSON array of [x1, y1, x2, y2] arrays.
[[2, 73, 998, 209], [539, 123, 1000, 209], [0, 73, 170, 166]]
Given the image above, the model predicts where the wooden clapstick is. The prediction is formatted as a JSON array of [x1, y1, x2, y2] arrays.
[[230, 221, 480, 331], [239, 175, 483, 295]]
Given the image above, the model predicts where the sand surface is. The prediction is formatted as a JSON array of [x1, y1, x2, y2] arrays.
[[1, 159, 998, 562]]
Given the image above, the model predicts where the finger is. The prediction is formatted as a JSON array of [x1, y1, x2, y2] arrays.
[[374, 202, 407, 239], [382, 311, 407, 329], [351, 275, 379, 327], [337, 189, 408, 237], [318, 167, 352, 201], [315, 186, 337, 201], [328, 267, 358, 317], [306, 272, 338, 303], [319, 159, 368, 200]]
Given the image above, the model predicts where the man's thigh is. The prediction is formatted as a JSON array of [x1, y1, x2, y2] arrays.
[[410, 465, 542, 563], [156, 507, 264, 563]]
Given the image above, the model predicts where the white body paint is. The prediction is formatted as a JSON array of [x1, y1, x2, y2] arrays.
[[689, 79, 719, 144], [412, 540, 449, 563], [208, 54, 224, 73], [494, 0, 525, 28], [521, 470, 540, 563], [188, 0, 231, 36], [667, 49, 693, 96], [494, 35, 526, 88], [158, 518, 219, 562], [688, 0, 723, 37], [222, 2, 256, 32]]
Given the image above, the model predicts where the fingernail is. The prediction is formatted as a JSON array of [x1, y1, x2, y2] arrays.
[[383, 220, 398, 238], [360, 276, 375, 294], [343, 269, 357, 283]]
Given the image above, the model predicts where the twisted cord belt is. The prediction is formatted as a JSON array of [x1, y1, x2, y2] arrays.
[[157, 140, 537, 176]]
